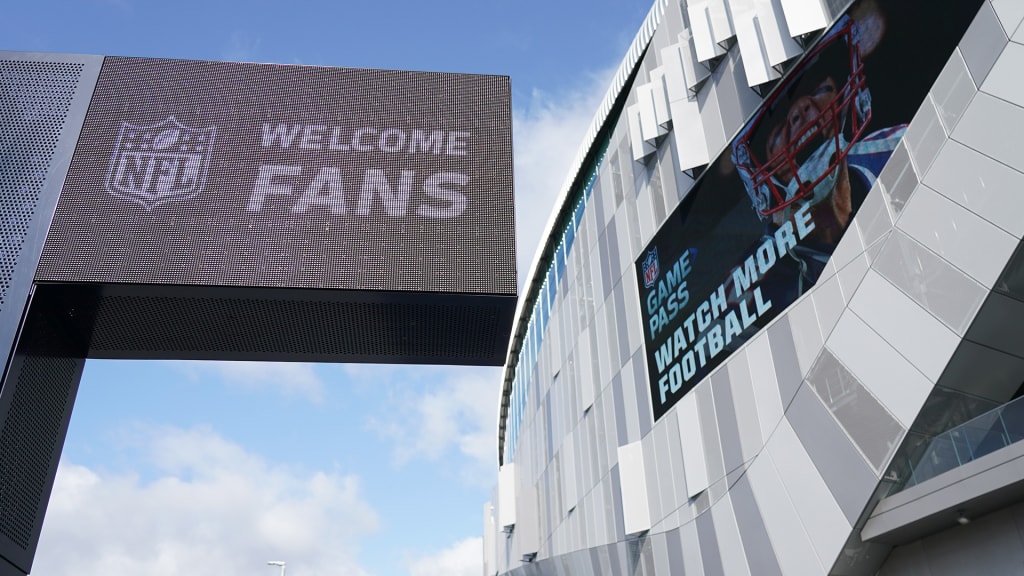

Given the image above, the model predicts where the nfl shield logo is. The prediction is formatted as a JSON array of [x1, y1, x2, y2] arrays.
[[643, 247, 660, 289], [104, 116, 216, 210]]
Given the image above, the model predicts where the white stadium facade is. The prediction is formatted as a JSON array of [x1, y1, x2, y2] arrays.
[[484, 0, 1024, 574]]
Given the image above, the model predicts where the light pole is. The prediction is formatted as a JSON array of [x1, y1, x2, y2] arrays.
[[267, 560, 286, 576]]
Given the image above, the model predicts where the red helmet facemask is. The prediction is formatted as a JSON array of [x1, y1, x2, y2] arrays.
[[732, 16, 872, 220]]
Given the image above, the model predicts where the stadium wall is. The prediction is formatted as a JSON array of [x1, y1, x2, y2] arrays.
[[485, 0, 1024, 574]]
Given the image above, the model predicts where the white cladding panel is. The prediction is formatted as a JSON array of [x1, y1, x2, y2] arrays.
[[618, 441, 653, 535], [483, 502, 498, 576], [498, 463, 516, 529], [677, 392, 710, 498], [778, 0, 830, 36]]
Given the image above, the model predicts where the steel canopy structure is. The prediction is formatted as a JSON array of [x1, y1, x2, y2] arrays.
[[0, 51, 515, 575]]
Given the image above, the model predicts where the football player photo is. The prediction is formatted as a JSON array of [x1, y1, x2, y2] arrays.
[[731, 12, 904, 300]]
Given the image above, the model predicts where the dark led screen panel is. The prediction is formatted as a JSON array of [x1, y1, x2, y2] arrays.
[[36, 58, 514, 295], [636, 0, 983, 421]]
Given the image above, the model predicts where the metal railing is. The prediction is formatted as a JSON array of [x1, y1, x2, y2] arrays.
[[897, 395, 1024, 491]]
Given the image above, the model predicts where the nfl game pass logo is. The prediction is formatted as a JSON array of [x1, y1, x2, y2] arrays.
[[643, 247, 659, 289]]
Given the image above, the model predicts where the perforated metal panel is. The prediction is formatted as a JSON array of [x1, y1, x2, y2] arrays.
[[0, 52, 99, 576], [91, 294, 506, 361], [0, 355, 78, 551], [0, 59, 83, 314], [24, 283, 512, 364], [0, 289, 86, 574]]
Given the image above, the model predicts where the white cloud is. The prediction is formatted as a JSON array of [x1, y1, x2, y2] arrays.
[[359, 365, 501, 485], [408, 537, 483, 576], [512, 69, 614, 288], [34, 426, 377, 576], [181, 360, 325, 403]]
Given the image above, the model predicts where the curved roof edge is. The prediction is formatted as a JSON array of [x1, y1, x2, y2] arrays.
[[497, 0, 669, 465]]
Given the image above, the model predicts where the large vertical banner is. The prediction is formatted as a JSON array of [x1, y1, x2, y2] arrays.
[[636, 0, 984, 421]]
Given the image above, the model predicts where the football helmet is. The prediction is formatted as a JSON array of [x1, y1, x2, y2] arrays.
[[732, 16, 872, 220]]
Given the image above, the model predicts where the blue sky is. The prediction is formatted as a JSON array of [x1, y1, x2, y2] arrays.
[[4, 1, 650, 575]]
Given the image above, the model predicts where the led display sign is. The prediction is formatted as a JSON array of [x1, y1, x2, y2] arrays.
[[36, 58, 515, 296]]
